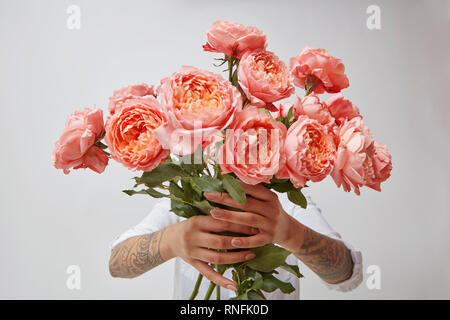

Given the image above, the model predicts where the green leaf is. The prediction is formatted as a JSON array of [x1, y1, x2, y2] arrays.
[[178, 146, 205, 174], [248, 272, 263, 292], [287, 105, 294, 121], [192, 200, 214, 215], [122, 188, 166, 198], [189, 178, 203, 195], [169, 197, 198, 218], [221, 174, 246, 204], [122, 189, 144, 196], [287, 189, 307, 209], [235, 272, 263, 296], [231, 269, 239, 285], [230, 268, 269, 300], [191, 176, 223, 193], [260, 277, 278, 293], [246, 244, 291, 273], [280, 263, 303, 278], [180, 162, 204, 175], [138, 163, 188, 187], [236, 278, 254, 296], [247, 290, 266, 300], [180, 179, 195, 202], [270, 180, 297, 193], [169, 181, 185, 199], [261, 275, 295, 294]]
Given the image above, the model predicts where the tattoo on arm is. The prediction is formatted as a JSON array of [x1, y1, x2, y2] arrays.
[[109, 229, 166, 278], [294, 228, 354, 284]]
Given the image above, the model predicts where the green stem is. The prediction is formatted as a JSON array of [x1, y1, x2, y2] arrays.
[[305, 86, 313, 96], [214, 164, 221, 179], [304, 75, 316, 96], [189, 273, 203, 300], [94, 141, 110, 156], [227, 56, 234, 82], [204, 281, 216, 300], [216, 283, 221, 300]]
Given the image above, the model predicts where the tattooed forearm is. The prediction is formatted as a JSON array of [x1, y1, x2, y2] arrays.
[[109, 230, 166, 279], [294, 228, 354, 284]]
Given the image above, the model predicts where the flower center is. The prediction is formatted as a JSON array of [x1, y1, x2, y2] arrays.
[[173, 74, 226, 122], [250, 52, 287, 85], [300, 126, 334, 174], [118, 109, 162, 156]]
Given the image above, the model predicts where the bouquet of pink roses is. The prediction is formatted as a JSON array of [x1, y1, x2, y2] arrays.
[[53, 20, 392, 300]]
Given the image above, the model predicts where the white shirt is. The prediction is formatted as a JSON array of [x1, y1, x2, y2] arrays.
[[111, 192, 363, 299]]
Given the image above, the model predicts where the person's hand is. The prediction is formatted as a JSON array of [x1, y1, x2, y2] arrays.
[[205, 182, 301, 253], [166, 215, 258, 290]]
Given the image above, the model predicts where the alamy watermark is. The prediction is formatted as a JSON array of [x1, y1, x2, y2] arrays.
[[366, 264, 381, 290], [366, 5, 381, 30], [66, 5, 81, 30], [66, 265, 81, 290]]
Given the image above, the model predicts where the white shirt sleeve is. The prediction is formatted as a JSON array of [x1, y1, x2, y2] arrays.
[[110, 198, 181, 250], [279, 192, 363, 292]]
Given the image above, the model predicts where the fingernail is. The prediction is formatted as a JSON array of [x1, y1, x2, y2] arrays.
[[226, 284, 237, 291], [211, 209, 223, 217], [204, 192, 216, 199], [231, 238, 242, 247], [245, 253, 256, 260]]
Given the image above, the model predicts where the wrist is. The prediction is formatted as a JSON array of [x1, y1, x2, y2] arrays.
[[278, 215, 305, 253], [160, 224, 178, 261]]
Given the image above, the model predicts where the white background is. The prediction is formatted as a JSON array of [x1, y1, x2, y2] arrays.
[[1, 0, 449, 299]]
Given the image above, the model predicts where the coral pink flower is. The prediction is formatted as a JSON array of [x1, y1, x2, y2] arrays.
[[219, 106, 287, 185], [290, 46, 349, 94], [331, 118, 374, 195], [108, 83, 156, 115], [154, 66, 242, 155], [326, 94, 361, 125], [363, 142, 392, 191], [238, 49, 294, 109], [203, 20, 267, 59], [277, 101, 294, 118], [277, 116, 336, 188], [293, 94, 335, 132], [105, 97, 169, 171], [53, 108, 108, 174]]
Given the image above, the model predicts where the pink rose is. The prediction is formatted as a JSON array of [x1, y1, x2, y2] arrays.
[[293, 94, 335, 132], [278, 101, 294, 118], [331, 118, 374, 195], [105, 97, 169, 171], [108, 83, 156, 115], [363, 142, 392, 191], [203, 20, 267, 59], [154, 66, 242, 155], [277, 116, 336, 188], [238, 49, 294, 109], [219, 106, 287, 185], [290, 46, 349, 94], [53, 108, 108, 174], [326, 94, 361, 125]]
